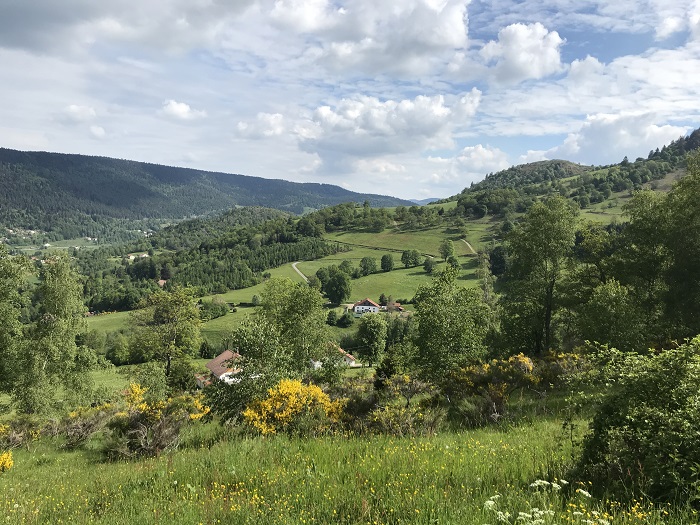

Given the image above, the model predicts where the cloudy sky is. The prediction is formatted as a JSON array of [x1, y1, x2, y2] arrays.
[[1, 0, 699, 200]]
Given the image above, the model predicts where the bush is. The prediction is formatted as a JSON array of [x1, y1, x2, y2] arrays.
[[576, 337, 700, 502], [447, 353, 539, 421], [336, 311, 355, 328], [61, 404, 114, 449], [0, 417, 42, 450], [368, 404, 444, 437], [243, 379, 345, 437], [104, 383, 210, 459]]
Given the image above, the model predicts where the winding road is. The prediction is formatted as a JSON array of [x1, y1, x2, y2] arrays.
[[292, 261, 308, 282], [460, 238, 477, 255]]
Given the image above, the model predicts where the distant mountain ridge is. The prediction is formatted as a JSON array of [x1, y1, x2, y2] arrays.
[[0, 148, 413, 235]]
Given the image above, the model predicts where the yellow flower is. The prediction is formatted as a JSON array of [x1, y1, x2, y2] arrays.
[[0, 450, 13, 472]]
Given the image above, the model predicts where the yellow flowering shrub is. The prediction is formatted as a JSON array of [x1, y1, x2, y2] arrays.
[[451, 353, 539, 417], [243, 379, 345, 436], [105, 384, 211, 459], [0, 450, 12, 472]]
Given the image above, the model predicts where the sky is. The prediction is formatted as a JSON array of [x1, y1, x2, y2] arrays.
[[1, 1, 699, 200]]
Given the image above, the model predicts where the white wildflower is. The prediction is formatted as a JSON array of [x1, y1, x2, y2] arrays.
[[484, 500, 497, 510], [576, 488, 592, 498], [530, 479, 551, 489], [496, 511, 511, 522], [551, 482, 561, 491]]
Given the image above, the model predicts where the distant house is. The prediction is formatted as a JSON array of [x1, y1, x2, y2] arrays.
[[157, 279, 167, 287], [311, 346, 360, 369], [381, 301, 404, 313], [198, 350, 242, 387], [341, 350, 358, 367], [353, 298, 380, 316]]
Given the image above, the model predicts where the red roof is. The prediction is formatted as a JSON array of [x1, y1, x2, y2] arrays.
[[206, 350, 241, 378], [353, 298, 380, 308]]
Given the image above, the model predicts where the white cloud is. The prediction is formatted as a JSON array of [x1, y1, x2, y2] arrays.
[[89, 125, 106, 139], [546, 113, 689, 165], [161, 100, 206, 120], [427, 144, 510, 185], [61, 104, 97, 123], [269, 0, 336, 32], [237, 112, 286, 138], [298, 90, 481, 173], [305, 0, 470, 75], [480, 22, 565, 84]]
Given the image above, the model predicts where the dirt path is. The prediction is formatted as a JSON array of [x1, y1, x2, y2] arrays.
[[460, 238, 477, 255], [292, 261, 308, 282]]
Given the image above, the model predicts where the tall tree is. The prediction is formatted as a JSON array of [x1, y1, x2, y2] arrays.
[[413, 266, 491, 385], [15, 254, 94, 413], [130, 286, 202, 376], [356, 313, 388, 367], [661, 152, 700, 336], [500, 197, 578, 355], [325, 271, 351, 305], [0, 246, 30, 398]]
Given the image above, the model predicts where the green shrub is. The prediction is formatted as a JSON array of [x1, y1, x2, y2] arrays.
[[576, 337, 700, 502], [368, 404, 444, 437]]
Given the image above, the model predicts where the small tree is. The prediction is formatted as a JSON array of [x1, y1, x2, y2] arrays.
[[439, 239, 455, 261], [401, 249, 421, 268], [423, 257, 436, 274], [326, 310, 338, 326], [359, 257, 377, 276], [381, 254, 394, 272]]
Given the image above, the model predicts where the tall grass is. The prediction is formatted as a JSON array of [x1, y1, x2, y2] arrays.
[[0, 419, 687, 524]]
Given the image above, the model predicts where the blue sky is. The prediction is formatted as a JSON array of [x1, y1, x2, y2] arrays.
[[0, 0, 698, 199]]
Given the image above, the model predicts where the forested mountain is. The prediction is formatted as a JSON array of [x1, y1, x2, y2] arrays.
[[444, 128, 700, 217], [0, 148, 413, 237]]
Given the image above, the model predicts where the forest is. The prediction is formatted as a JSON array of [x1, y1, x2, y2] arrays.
[[1, 133, 700, 524]]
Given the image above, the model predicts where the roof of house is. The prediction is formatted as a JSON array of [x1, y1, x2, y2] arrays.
[[353, 298, 380, 309], [206, 350, 241, 378]]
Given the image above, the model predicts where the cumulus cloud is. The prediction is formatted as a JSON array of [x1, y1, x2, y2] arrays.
[[546, 113, 689, 165], [298, 89, 481, 173], [161, 99, 206, 120], [428, 144, 510, 185], [237, 112, 286, 138], [480, 22, 565, 84], [296, 0, 470, 75]]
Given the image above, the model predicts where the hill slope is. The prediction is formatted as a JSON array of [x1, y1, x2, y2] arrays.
[[0, 148, 413, 235]]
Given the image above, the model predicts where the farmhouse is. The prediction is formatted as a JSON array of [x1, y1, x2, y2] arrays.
[[196, 350, 242, 387], [353, 298, 380, 316]]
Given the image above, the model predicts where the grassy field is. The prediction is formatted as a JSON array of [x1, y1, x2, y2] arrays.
[[0, 416, 684, 525]]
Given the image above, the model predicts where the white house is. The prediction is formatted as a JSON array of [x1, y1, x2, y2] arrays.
[[352, 298, 380, 316]]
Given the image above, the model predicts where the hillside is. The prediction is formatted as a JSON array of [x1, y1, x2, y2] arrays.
[[0, 148, 413, 237], [443, 128, 700, 214]]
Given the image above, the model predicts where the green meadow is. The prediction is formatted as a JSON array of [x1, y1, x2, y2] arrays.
[[0, 414, 684, 525]]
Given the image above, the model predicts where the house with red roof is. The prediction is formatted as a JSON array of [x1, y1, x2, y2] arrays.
[[352, 298, 380, 316]]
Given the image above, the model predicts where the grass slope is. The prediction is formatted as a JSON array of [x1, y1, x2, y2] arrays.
[[1, 416, 683, 524]]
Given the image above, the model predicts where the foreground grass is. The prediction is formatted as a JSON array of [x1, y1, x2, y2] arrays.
[[0, 419, 686, 524]]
